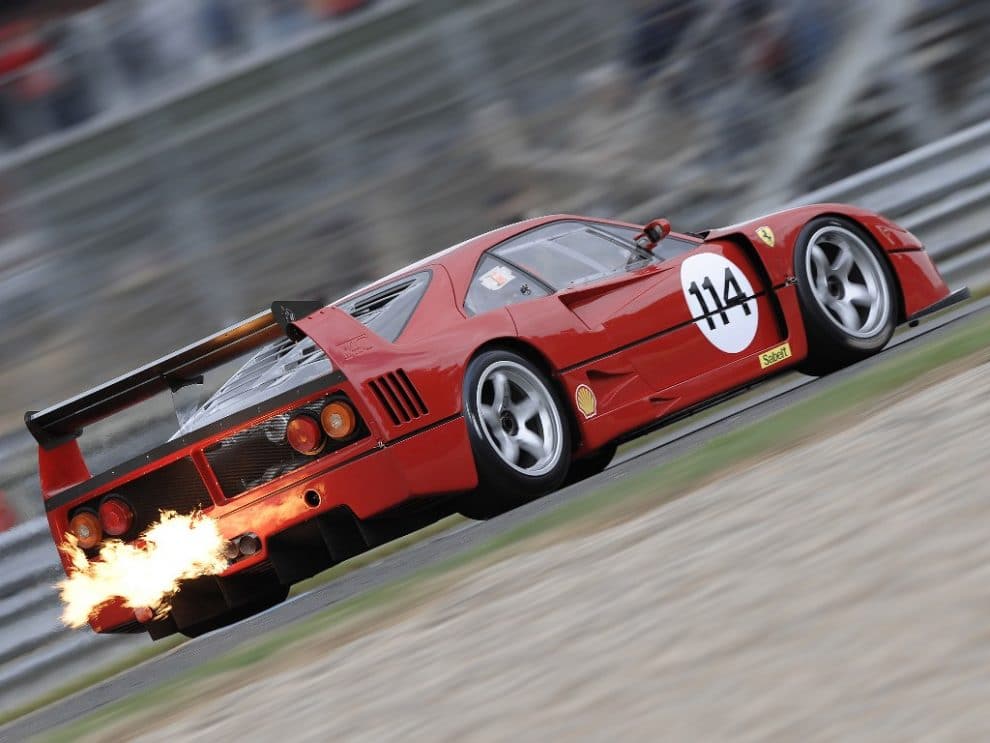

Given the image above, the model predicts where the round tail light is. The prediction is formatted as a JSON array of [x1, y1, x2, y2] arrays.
[[320, 400, 357, 441], [68, 511, 103, 550], [286, 415, 324, 455], [99, 497, 134, 537]]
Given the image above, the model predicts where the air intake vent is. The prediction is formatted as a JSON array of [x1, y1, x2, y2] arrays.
[[369, 370, 427, 425]]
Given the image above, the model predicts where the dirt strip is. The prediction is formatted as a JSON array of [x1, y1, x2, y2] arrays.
[[100, 360, 989, 742]]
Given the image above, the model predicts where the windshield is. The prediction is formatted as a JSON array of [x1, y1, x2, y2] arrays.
[[494, 225, 657, 290]]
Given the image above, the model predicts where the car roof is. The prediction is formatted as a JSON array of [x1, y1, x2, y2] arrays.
[[335, 214, 641, 305]]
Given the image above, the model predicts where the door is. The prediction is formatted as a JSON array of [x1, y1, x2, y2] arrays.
[[497, 221, 786, 399]]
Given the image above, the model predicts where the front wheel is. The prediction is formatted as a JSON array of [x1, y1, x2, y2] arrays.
[[457, 350, 571, 520], [794, 217, 898, 375], [564, 443, 617, 486]]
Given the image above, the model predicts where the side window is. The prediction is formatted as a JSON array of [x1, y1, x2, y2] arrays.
[[495, 226, 657, 290], [595, 223, 699, 262], [464, 256, 548, 316]]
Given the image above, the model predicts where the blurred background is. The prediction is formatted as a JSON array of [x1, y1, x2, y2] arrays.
[[0, 0, 989, 523]]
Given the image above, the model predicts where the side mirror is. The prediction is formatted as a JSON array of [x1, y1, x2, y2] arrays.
[[634, 218, 671, 251]]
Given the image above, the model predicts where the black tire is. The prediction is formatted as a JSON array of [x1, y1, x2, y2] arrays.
[[564, 443, 617, 486], [793, 216, 898, 376], [457, 350, 571, 520], [179, 585, 289, 638]]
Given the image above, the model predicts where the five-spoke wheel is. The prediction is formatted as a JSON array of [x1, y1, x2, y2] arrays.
[[459, 350, 570, 519], [795, 217, 897, 374], [475, 361, 565, 477]]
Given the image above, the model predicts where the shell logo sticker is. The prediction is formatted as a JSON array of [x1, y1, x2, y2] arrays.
[[756, 226, 775, 247], [575, 384, 597, 419]]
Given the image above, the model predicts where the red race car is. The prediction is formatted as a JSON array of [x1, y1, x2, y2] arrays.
[[27, 205, 967, 639]]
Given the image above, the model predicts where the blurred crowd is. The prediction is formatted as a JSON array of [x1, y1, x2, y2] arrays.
[[618, 0, 838, 170], [0, 0, 371, 149], [627, 0, 835, 92], [0, 0, 838, 152]]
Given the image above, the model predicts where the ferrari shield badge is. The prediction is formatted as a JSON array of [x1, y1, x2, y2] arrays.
[[756, 226, 775, 247], [575, 384, 597, 419]]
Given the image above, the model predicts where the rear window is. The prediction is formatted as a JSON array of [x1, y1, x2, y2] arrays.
[[337, 271, 431, 342]]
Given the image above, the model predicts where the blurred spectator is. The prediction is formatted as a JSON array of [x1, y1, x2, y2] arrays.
[[105, 0, 164, 91], [0, 490, 16, 532], [784, 0, 835, 86], [262, 0, 311, 40], [0, 20, 51, 146], [627, 0, 702, 84], [45, 19, 96, 131], [200, 0, 246, 56], [307, 0, 373, 19], [750, 0, 835, 92]]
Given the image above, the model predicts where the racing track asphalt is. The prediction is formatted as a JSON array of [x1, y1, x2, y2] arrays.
[[3, 297, 988, 741]]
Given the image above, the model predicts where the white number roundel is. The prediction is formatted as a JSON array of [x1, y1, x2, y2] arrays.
[[680, 253, 758, 353]]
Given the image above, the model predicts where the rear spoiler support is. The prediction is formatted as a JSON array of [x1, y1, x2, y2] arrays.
[[37, 440, 91, 499]]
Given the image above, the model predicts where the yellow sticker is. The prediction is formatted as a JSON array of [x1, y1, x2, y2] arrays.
[[756, 226, 775, 247], [575, 384, 597, 419], [759, 342, 793, 369]]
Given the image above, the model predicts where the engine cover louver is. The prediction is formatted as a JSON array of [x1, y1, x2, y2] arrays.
[[369, 370, 427, 425]]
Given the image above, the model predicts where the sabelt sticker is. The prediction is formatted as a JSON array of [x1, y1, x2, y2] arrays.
[[680, 253, 758, 354], [759, 342, 793, 369], [756, 226, 775, 247], [479, 265, 515, 291], [575, 384, 597, 419]]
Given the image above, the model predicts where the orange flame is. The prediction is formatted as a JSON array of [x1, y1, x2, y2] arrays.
[[58, 510, 228, 628]]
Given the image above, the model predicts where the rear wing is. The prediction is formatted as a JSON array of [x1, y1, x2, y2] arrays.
[[25, 301, 322, 451]]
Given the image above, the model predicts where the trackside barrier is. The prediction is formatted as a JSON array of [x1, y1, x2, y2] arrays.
[[2, 118, 990, 712]]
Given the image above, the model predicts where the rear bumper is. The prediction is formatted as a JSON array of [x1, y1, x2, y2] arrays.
[[89, 415, 476, 632]]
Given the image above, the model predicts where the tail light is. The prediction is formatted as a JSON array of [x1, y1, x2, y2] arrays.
[[68, 511, 103, 550], [99, 497, 134, 537], [286, 415, 324, 456], [320, 400, 357, 441]]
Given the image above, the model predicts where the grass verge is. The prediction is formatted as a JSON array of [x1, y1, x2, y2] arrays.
[[27, 309, 990, 740]]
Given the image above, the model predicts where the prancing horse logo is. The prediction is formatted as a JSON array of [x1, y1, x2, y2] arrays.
[[756, 226, 776, 247]]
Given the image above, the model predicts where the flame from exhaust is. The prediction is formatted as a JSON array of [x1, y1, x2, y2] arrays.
[[58, 510, 228, 628]]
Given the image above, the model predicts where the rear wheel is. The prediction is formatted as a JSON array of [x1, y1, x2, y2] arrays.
[[794, 217, 897, 375], [457, 350, 571, 519]]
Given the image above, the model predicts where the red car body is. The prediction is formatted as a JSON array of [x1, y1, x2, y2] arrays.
[[27, 205, 963, 638]]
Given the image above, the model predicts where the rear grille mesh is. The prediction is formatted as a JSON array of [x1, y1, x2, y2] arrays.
[[369, 370, 427, 425], [205, 395, 367, 499], [69, 457, 213, 543]]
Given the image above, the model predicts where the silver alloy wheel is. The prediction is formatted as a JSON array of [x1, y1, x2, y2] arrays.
[[804, 225, 892, 339], [475, 360, 564, 477]]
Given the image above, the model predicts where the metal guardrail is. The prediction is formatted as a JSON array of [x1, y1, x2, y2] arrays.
[[2, 116, 989, 713], [796, 117, 990, 289]]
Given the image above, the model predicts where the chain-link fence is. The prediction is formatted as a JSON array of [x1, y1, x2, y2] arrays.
[[1, 0, 989, 518]]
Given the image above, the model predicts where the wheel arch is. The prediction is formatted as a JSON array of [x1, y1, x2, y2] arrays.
[[707, 230, 791, 338]]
